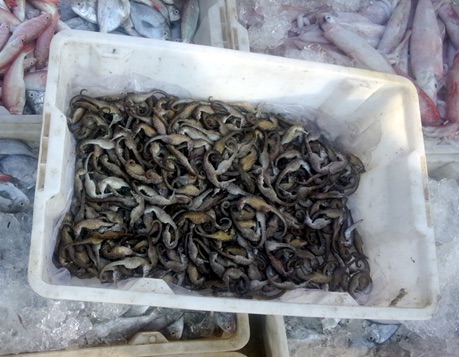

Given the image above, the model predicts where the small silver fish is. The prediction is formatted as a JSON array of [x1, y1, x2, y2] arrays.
[[167, 4, 180, 22], [87, 307, 164, 340], [71, 0, 98, 24], [363, 320, 400, 345], [213, 312, 237, 334], [98, 0, 130, 33], [0, 139, 37, 159], [0, 154, 38, 189], [25, 90, 44, 115], [181, 0, 199, 43], [130, 1, 171, 39], [0, 181, 30, 213]]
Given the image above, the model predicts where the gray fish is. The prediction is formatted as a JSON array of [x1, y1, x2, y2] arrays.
[[0, 139, 37, 159], [88, 307, 165, 340], [141, 309, 183, 331], [25, 90, 45, 115], [181, 0, 199, 43], [160, 316, 184, 340], [0, 155, 38, 189], [0, 181, 30, 213], [130, 1, 171, 39], [98, 0, 130, 33], [363, 320, 400, 345], [167, 4, 180, 22], [213, 312, 237, 334], [71, 0, 98, 24]]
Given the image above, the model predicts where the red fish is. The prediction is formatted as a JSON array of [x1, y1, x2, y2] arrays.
[[0, 34, 24, 72], [35, 11, 59, 69], [2, 45, 34, 114], [9, 12, 52, 43]]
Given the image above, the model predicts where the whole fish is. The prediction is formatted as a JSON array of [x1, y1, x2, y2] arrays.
[[377, 0, 411, 54], [320, 14, 395, 74], [71, 0, 98, 24], [0, 181, 30, 213], [9, 12, 53, 43], [410, 0, 443, 102], [97, 0, 130, 33], [0, 35, 25, 73], [181, 0, 199, 43], [363, 320, 400, 345], [35, 12, 59, 69], [0, 139, 37, 159], [129, 1, 171, 39], [25, 90, 45, 115], [2, 45, 34, 115], [87, 307, 167, 340], [134, 0, 169, 24], [0, 154, 38, 189]]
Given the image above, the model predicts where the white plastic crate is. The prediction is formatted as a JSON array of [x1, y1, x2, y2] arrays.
[[0, 115, 42, 146], [1, 314, 249, 357], [195, 0, 249, 51], [28, 30, 438, 320]]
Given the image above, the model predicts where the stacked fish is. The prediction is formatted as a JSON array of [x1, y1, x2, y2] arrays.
[[84, 308, 237, 343], [69, 0, 200, 42], [0, 0, 58, 115], [242, 0, 459, 132], [54, 89, 372, 301], [0, 138, 37, 213]]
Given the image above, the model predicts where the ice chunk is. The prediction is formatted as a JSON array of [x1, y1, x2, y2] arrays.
[[248, 13, 292, 51]]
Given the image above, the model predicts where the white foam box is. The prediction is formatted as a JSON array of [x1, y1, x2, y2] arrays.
[[28, 29, 438, 321]]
